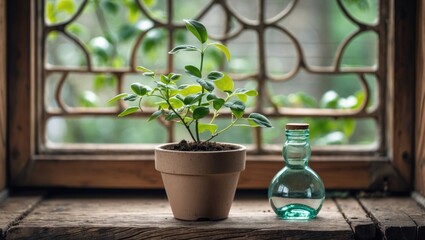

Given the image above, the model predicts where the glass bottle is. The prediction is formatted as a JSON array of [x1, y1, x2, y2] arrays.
[[268, 123, 325, 220]]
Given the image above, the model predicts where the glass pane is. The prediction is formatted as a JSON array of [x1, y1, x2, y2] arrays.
[[41, 0, 385, 152]]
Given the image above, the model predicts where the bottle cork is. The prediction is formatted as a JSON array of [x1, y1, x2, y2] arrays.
[[285, 123, 309, 130]]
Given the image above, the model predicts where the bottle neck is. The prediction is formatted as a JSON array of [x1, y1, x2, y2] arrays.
[[286, 128, 309, 140], [283, 129, 311, 169]]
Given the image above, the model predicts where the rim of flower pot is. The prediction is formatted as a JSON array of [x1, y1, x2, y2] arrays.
[[155, 142, 246, 175], [155, 142, 246, 153]]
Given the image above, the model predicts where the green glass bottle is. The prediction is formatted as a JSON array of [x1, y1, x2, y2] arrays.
[[268, 123, 325, 220]]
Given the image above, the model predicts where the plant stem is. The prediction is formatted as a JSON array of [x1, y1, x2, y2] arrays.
[[194, 50, 205, 143], [138, 97, 143, 112], [209, 110, 218, 124], [166, 99, 197, 142], [205, 118, 240, 142], [159, 89, 196, 142]]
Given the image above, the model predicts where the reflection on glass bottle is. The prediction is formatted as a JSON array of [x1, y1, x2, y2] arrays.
[[268, 123, 325, 220]]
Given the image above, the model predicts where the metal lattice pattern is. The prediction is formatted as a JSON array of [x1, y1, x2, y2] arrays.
[[39, 0, 388, 153]]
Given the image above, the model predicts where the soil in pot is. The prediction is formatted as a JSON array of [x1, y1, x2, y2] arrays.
[[163, 140, 238, 151]]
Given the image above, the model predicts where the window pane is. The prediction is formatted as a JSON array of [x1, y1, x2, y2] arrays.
[[41, 0, 385, 153]]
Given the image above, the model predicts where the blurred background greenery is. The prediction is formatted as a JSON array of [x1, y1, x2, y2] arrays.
[[44, 0, 379, 147]]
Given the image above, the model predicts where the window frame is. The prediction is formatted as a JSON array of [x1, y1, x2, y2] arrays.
[[0, 0, 6, 191], [6, 0, 415, 191]]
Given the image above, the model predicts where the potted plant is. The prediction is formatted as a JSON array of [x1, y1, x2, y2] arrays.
[[109, 19, 273, 220]]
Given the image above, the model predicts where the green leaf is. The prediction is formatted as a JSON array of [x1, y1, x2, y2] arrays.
[[170, 74, 182, 81], [184, 93, 204, 105], [148, 110, 164, 122], [101, 0, 119, 14], [126, 1, 140, 23], [354, 91, 365, 109], [206, 71, 224, 80], [320, 90, 339, 109], [142, 0, 156, 7], [136, 66, 152, 72], [212, 98, 225, 110], [185, 65, 202, 78], [156, 101, 170, 109], [89, 37, 113, 63], [183, 19, 208, 44], [198, 123, 218, 134], [143, 29, 166, 53], [169, 45, 199, 54], [337, 96, 358, 109], [169, 97, 184, 109], [79, 91, 98, 107], [165, 111, 179, 121], [118, 106, 139, 117], [123, 94, 137, 101], [118, 24, 138, 41], [209, 42, 230, 61], [206, 93, 217, 101], [288, 92, 317, 108], [46, 2, 56, 23], [143, 72, 155, 77], [245, 89, 258, 96], [178, 85, 202, 96], [236, 93, 247, 102], [234, 88, 258, 103], [155, 81, 175, 91], [94, 74, 116, 91], [225, 100, 245, 118], [67, 23, 85, 37], [108, 93, 129, 104], [246, 113, 273, 128], [57, 0, 75, 14], [213, 73, 234, 92], [196, 78, 214, 92], [131, 83, 151, 96], [206, 94, 225, 110], [342, 118, 356, 137], [175, 94, 185, 102], [160, 75, 170, 84], [193, 106, 210, 119]]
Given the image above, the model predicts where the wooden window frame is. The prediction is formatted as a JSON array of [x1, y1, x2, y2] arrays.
[[6, 0, 416, 191], [0, 0, 6, 191], [416, 0, 425, 196]]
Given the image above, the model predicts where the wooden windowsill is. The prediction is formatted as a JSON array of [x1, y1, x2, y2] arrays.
[[0, 191, 424, 240]]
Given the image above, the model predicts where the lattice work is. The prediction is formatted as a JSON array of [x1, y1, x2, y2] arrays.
[[39, 0, 388, 153]]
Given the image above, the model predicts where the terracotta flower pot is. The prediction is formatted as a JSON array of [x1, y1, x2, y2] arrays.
[[155, 143, 246, 221]]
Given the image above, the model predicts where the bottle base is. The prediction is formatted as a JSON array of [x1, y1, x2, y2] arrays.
[[275, 204, 317, 220]]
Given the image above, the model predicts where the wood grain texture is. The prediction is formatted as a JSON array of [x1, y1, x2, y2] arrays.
[[334, 198, 376, 240], [6, 195, 353, 240], [391, 0, 416, 189], [13, 155, 391, 190], [359, 197, 425, 240], [0, 0, 6, 191], [416, 0, 425, 198], [0, 195, 42, 240], [7, 0, 33, 183]]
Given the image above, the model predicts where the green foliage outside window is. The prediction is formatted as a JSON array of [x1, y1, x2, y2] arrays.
[[45, 0, 378, 146]]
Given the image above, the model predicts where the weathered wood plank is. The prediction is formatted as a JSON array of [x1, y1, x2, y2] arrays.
[[0, 0, 6, 191], [6, 195, 353, 240], [391, 0, 417, 190], [415, 0, 425, 198], [7, 0, 33, 184], [16, 155, 389, 190], [0, 195, 42, 240], [360, 197, 425, 240], [334, 198, 376, 240]]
